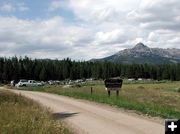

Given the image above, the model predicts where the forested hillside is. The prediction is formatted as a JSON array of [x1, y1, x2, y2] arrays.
[[0, 56, 180, 82]]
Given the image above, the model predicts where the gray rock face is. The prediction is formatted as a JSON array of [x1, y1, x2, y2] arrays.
[[92, 43, 180, 64]]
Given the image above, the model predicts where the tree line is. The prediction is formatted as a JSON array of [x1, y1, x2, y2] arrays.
[[0, 56, 180, 83]]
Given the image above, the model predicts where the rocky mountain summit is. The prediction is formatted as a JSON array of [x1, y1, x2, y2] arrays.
[[92, 43, 180, 64]]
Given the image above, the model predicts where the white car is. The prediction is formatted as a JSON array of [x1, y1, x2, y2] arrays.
[[27, 80, 43, 86], [15, 80, 43, 87], [48, 80, 54, 85], [15, 79, 28, 87]]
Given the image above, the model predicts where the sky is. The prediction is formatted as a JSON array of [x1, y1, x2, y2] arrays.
[[0, 0, 180, 60]]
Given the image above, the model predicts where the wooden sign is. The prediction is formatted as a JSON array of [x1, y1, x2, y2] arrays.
[[104, 79, 123, 90], [104, 78, 123, 97]]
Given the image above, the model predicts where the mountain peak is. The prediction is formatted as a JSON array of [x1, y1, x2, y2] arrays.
[[92, 42, 180, 64], [133, 42, 149, 49]]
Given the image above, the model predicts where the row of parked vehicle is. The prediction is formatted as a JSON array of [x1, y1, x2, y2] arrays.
[[10, 79, 43, 87], [11, 78, 94, 88], [11, 79, 60, 87]]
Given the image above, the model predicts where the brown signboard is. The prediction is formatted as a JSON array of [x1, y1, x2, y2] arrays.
[[104, 78, 123, 97], [104, 79, 123, 89]]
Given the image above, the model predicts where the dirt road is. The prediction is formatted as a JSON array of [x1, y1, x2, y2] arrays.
[[6, 88, 164, 134]]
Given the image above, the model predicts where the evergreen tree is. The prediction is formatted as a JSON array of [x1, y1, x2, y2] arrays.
[[0, 56, 180, 83]]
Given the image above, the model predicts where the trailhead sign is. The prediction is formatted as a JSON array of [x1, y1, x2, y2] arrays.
[[104, 78, 123, 97]]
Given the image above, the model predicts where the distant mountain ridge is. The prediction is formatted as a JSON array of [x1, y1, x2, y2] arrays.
[[91, 43, 180, 64]]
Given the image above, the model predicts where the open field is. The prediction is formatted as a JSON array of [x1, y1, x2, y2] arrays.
[[0, 90, 71, 134], [18, 80, 180, 119]]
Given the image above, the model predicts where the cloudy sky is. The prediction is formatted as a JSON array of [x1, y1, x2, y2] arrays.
[[0, 0, 180, 60]]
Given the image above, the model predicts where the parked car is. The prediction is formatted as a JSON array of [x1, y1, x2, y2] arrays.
[[28, 80, 43, 86], [15, 80, 43, 87], [48, 80, 54, 85], [15, 79, 28, 87]]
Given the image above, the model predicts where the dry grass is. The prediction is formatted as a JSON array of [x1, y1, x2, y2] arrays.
[[121, 83, 180, 111], [0, 90, 71, 134]]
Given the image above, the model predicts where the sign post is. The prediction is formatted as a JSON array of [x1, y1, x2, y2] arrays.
[[104, 78, 123, 97], [91, 87, 93, 95]]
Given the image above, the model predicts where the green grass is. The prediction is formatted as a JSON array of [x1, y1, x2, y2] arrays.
[[0, 90, 71, 134], [123, 79, 174, 84], [19, 81, 180, 119]]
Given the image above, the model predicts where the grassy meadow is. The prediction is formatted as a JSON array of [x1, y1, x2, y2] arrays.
[[0, 90, 71, 134], [19, 80, 180, 119]]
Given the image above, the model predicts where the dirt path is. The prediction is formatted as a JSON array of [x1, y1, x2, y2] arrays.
[[4, 88, 164, 134]]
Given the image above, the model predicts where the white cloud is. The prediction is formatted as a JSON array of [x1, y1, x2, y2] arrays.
[[1, 0, 180, 60], [48, 0, 65, 11], [69, 0, 140, 23], [148, 32, 158, 42], [95, 29, 128, 44], [17, 3, 29, 11], [0, 16, 94, 60], [128, 0, 180, 31], [0, 3, 15, 12], [0, 2, 29, 12]]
